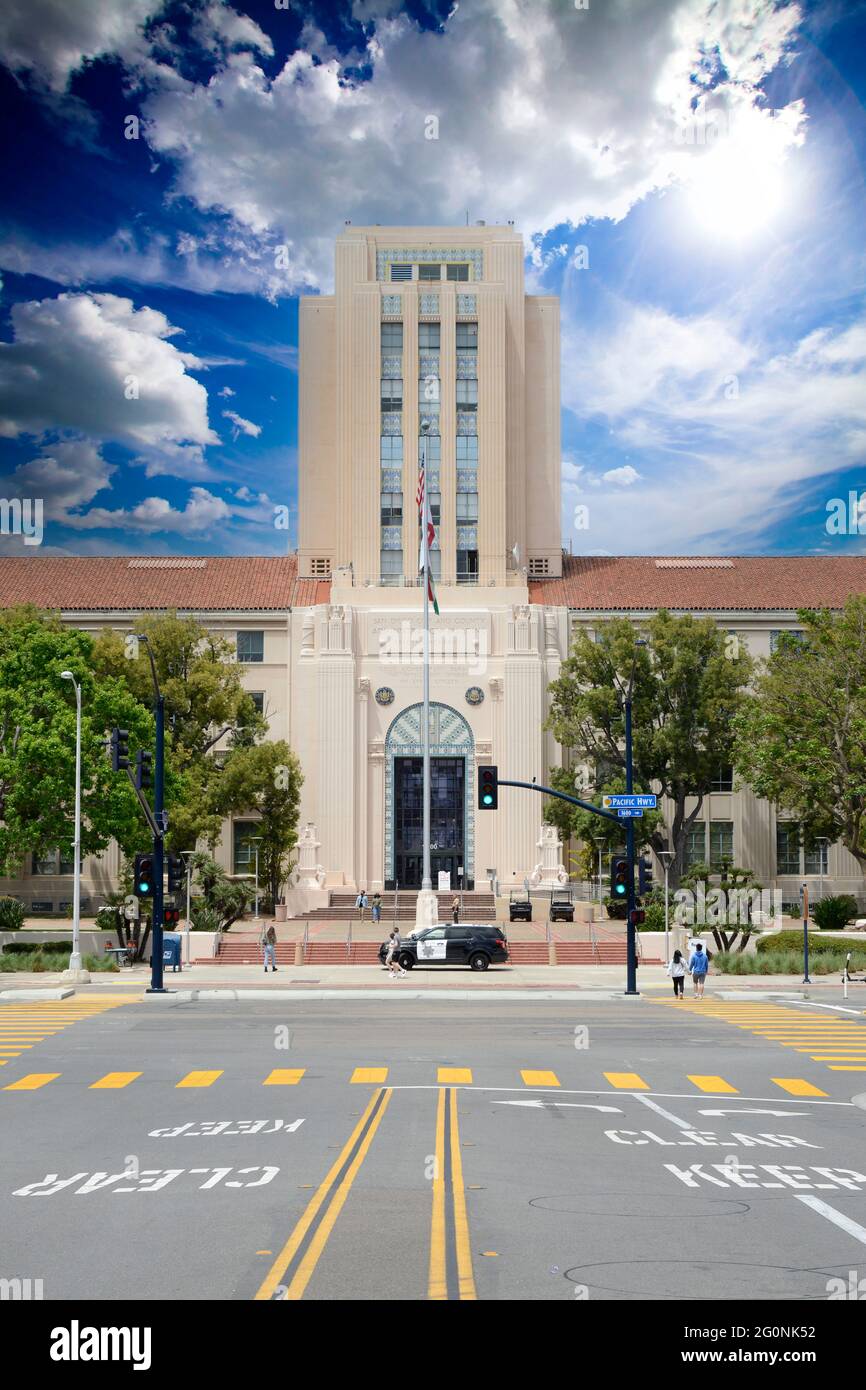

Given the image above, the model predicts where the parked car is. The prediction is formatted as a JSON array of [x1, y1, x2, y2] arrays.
[[378, 924, 509, 971], [549, 890, 574, 923], [509, 891, 532, 922]]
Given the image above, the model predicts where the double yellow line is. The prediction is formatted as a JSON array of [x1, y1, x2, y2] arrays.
[[256, 1084, 476, 1301]]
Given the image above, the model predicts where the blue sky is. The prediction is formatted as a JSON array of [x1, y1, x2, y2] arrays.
[[0, 0, 864, 557]]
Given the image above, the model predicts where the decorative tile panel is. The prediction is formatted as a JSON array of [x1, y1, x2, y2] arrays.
[[456, 469, 476, 492], [382, 294, 402, 316], [377, 248, 483, 281], [381, 412, 402, 435], [381, 355, 402, 378], [381, 526, 402, 550], [419, 406, 440, 434], [457, 352, 477, 379], [380, 468, 402, 491], [420, 293, 440, 316], [419, 355, 440, 377], [457, 294, 477, 315], [456, 412, 477, 435], [457, 526, 478, 547]]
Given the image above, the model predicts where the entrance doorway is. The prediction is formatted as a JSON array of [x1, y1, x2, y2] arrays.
[[393, 756, 465, 890]]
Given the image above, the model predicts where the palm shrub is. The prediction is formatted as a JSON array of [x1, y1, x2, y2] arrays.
[[0, 896, 25, 930], [811, 894, 858, 932]]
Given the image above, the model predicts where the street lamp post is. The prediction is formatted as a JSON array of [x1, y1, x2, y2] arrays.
[[622, 640, 647, 996], [816, 838, 830, 902], [181, 850, 194, 966], [593, 835, 605, 905], [60, 672, 87, 980], [660, 850, 675, 965], [250, 837, 263, 920]]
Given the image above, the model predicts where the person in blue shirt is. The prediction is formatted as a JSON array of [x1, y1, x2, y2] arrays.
[[689, 940, 709, 998]]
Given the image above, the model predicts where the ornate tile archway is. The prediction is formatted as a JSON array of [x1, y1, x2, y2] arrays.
[[384, 701, 475, 886]]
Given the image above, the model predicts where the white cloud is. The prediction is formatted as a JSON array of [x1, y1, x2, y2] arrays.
[[0, 291, 218, 454], [191, 3, 273, 59], [0, 0, 157, 92], [218, 385, 235, 397], [223, 408, 261, 439], [3, 437, 115, 518], [602, 465, 641, 487], [62, 485, 232, 534]]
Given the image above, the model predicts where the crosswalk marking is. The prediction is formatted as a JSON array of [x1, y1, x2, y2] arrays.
[[521, 1070, 560, 1087], [688, 1075, 738, 1094], [4, 1073, 60, 1091], [90, 1072, 141, 1089], [664, 999, 866, 1077], [604, 1072, 649, 1090], [437, 1067, 473, 1085], [351, 1067, 388, 1084], [828, 1065, 866, 1071], [0, 996, 136, 1065], [176, 1070, 223, 1088], [772, 1078, 828, 1097], [263, 1069, 306, 1086]]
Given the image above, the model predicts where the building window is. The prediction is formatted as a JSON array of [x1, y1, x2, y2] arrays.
[[381, 379, 403, 410], [710, 765, 734, 792], [309, 557, 330, 576], [233, 821, 261, 874], [380, 492, 403, 525], [418, 435, 441, 467], [418, 263, 441, 281], [33, 849, 74, 876], [456, 436, 478, 466], [709, 821, 734, 868], [390, 264, 412, 281], [380, 549, 403, 584], [777, 823, 829, 876], [456, 379, 478, 409], [456, 550, 479, 585], [456, 321, 478, 351], [770, 629, 805, 654], [684, 826, 707, 868], [447, 263, 469, 281], [380, 436, 403, 465], [249, 692, 265, 715], [237, 631, 264, 663], [456, 492, 478, 522], [381, 323, 404, 350], [418, 322, 440, 350], [428, 492, 441, 526]]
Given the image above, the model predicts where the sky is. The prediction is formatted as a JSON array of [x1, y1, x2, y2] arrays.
[[0, 0, 864, 559]]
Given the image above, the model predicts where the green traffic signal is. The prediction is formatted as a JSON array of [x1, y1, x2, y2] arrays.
[[478, 765, 498, 810]]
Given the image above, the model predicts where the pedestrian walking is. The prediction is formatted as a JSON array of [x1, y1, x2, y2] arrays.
[[355, 889, 368, 922], [667, 948, 687, 999], [262, 923, 277, 974], [371, 891, 382, 925], [689, 940, 709, 998], [451, 896, 460, 924], [384, 927, 406, 978]]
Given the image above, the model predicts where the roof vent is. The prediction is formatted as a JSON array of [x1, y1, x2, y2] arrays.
[[654, 558, 734, 569], [127, 558, 208, 569]]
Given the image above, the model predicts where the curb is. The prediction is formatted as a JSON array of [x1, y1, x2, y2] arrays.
[[0, 987, 76, 1002], [139, 987, 651, 1003]]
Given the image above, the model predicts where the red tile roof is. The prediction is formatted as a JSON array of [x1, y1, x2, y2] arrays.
[[530, 555, 866, 611], [0, 555, 331, 612]]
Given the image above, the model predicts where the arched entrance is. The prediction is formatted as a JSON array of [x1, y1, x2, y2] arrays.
[[384, 702, 475, 890]]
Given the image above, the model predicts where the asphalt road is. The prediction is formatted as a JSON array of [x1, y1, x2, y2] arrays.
[[2, 992, 866, 1302]]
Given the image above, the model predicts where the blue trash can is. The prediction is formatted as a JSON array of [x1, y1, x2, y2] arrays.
[[162, 932, 181, 972]]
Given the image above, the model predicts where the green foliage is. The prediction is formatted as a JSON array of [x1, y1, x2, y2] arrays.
[[187, 853, 248, 931], [544, 765, 663, 856], [811, 894, 858, 932], [640, 892, 668, 933], [0, 895, 25, 930], [188, 902, 221, 933], [3, 938, 73, 954], [0, 606, 153, 874], [677, 860, 762, 953], [211, 741, 303, 904], [756, 930, 854, 955], [734, 597, 866, 872], [545, 611, 753, 889], [716, 948, 866, 975]]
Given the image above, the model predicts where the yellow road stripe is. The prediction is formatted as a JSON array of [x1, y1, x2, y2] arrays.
[[350, 1067, 388, 1084], [828, 1065, 866, 1071], [254, 1088, 384, 1302], [428, 1088, 447, 1300], [176, 1070, 223, 1088], [438, 1067, 472, 1084], [263, 1069, 306, 1086], [4, 1073, 60, 1091], [90, 1072, 141, 1089], [687, 1075, 738, 1094], [449, 1087, 477, 1300], [604, 1072, 649, 1090], [521, 1070, 560, 1087], [772, 1078, 828, 1097]]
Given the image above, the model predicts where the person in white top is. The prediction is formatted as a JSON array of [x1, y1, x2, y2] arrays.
[[667, 948, 687, 999]]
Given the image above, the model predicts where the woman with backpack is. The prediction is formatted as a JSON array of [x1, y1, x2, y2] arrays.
[[667, 948, 687, 999]]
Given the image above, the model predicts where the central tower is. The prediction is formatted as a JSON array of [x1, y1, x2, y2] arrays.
[[298, 224, 561, 589]]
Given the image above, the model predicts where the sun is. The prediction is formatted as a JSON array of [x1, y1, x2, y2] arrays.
[[687, 141, 786, 239]]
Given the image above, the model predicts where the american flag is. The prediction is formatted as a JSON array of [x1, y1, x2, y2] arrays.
[[416, 466, 425, 514]]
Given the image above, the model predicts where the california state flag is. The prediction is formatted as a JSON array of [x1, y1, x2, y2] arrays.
[[417, 467, 440, 616]]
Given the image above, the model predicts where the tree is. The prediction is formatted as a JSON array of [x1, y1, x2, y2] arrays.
[[734, 598, 866, 873], [0, 607, 153, 876], [543, 764, 663, 861], [677, 860, 762, 953], [92, 611, 265, 850], [211, 741, 303, 908], [187, 852, 249, 932], [545, 611, 753, 889]]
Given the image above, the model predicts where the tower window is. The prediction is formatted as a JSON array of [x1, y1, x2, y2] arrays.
[[447, 264, 469, 281], [390, 264, 412, 281], [418, 264, 441, 281]]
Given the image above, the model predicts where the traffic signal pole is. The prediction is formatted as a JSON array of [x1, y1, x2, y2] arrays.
[[150, 691, 165, 994], [624, 687, 638, 996]]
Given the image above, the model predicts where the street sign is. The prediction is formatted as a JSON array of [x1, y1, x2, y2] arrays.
[[617, 808, 643, 818], [603, 794, 657, 810], [123, 894, 139, 921]]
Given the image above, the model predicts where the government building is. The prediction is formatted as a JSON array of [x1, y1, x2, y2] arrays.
[[1, 225, 865, 913]]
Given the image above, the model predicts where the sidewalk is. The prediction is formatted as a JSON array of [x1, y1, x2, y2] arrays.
[[1, 961, 862, 1002]]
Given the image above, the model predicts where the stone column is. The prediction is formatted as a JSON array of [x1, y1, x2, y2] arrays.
[[317, 605, 356, 884], [503, 606, 544, 885]]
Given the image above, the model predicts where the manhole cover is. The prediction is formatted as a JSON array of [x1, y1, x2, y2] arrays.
[[562, 1259, 830, 1299], [530, 1193, 750, 1219]]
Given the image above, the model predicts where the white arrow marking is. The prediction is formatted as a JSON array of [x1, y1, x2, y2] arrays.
[[699, 1108, 807, 1118], [493, 1100, 623, 1113]]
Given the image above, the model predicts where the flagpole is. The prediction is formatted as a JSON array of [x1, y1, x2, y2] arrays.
[[421, 425, 432, 896]]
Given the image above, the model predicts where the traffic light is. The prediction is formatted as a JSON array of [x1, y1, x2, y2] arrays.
[[163, 906, 180, 926], [110, 727, 130, 773], [611, 856, 629, 900], [629, 906, 646, 927], [167, 854, 185, 894], [638, 855, 653, 895], [478, 765, 498, 810], [133, 852, 154, 898], [135, 748, 153, 791]]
